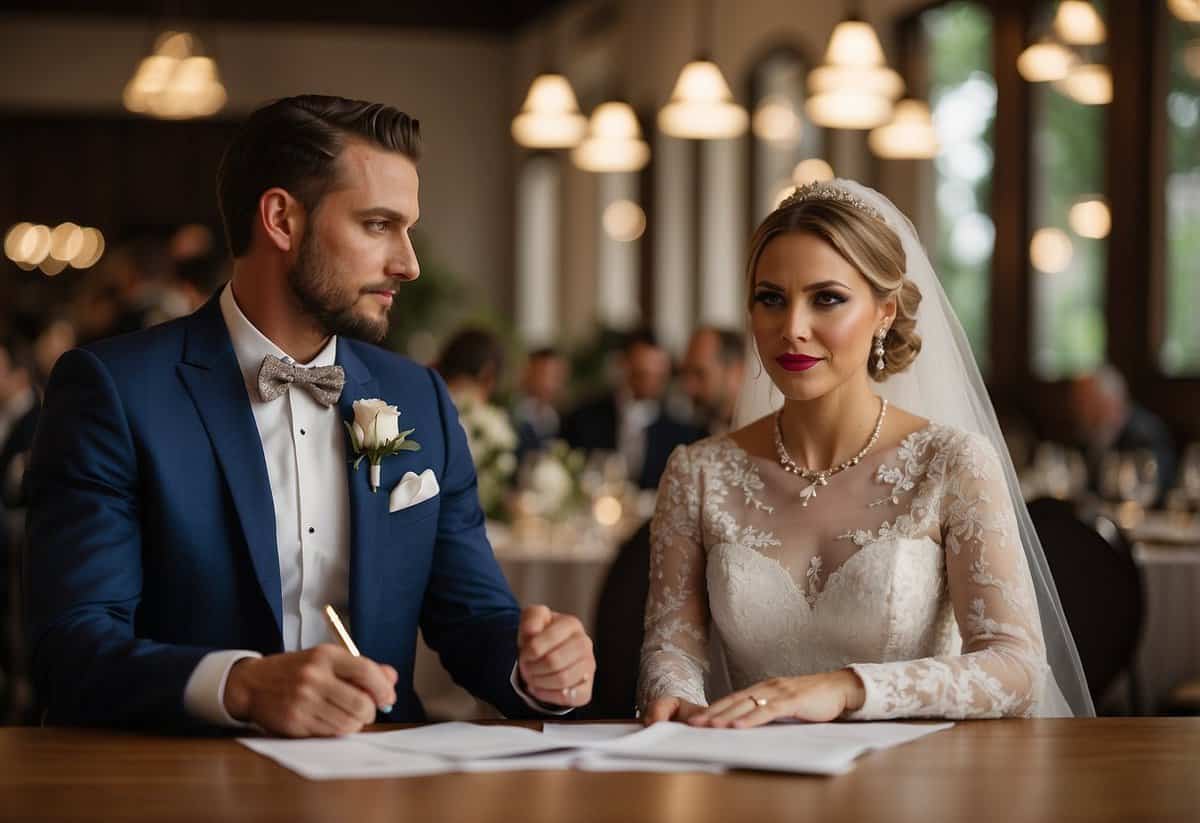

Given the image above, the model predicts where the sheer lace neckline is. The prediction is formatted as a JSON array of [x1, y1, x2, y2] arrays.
[[719, 421, 941, 473]]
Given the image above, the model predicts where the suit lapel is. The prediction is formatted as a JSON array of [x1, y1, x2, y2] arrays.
[[336, 341, 380, 642], [177, 296, 283, 637]]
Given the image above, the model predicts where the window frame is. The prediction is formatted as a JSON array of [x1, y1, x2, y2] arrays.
[[896, 0, 1199, 443]]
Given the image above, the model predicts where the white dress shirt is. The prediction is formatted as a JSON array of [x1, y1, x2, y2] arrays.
[[183, 284, 350, 725], [184, 285, 563, 726], [616, 393, 659, 482]]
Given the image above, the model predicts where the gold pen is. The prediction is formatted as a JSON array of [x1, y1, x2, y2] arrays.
[[323, 604, 392, 714]]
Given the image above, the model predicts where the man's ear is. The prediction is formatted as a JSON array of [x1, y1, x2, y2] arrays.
[[257, 187, 304, 253]]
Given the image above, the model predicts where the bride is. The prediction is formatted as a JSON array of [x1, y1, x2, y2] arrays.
[[638, 180, 1093, 725]]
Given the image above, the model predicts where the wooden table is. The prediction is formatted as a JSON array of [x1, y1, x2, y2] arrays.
[[2, 720, 1198, 822]]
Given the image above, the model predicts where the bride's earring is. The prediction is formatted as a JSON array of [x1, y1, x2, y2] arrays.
[[873, 329, 887, 373]]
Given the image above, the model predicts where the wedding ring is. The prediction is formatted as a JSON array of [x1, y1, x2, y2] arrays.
[[748, 695, 768, 708]]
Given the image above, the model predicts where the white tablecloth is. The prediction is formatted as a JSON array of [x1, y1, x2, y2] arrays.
[[1133, 542, 1200, 713]]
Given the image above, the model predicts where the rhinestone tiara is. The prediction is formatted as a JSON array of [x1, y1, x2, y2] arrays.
[[779, 181, 886, 223]]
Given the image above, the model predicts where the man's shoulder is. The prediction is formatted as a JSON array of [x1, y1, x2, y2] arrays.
[[79, 314, 192, 376], [340, 337, 434, 387]]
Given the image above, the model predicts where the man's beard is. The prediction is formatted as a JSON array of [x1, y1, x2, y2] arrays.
[[287, 231, 389, 344]]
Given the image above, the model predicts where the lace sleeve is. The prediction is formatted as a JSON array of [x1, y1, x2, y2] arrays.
[[846, 432, 1051, 719], [637, 445, 710, 709]]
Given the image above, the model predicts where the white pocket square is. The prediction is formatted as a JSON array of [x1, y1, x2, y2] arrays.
[[389, 469, 440, 513]]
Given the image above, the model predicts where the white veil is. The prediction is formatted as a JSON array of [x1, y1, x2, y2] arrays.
[[732, 179, 1094, 718]]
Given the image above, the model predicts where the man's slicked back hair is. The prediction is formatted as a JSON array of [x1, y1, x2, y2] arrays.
[[217, 94, 420, 257]]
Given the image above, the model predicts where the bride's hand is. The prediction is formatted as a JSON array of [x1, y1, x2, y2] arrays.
[[641, 697, 707, 725], [688, 670, 866, 728]]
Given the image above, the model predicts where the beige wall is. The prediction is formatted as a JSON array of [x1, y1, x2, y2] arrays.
[[0, 14, 515, 311]]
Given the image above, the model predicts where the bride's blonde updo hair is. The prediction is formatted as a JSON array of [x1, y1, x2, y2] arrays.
[[745, 182, 923, 380]]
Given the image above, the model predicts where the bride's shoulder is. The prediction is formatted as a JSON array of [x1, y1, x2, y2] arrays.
[[880, 406, 995, 463], [670, 431, 747, 466], [914, 420, 1005, 469]]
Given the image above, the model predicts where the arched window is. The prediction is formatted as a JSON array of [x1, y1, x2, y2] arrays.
[[1028, 0, 1109, 379], [1161, 5, 1200, 375], [917, 1, 996, 371]]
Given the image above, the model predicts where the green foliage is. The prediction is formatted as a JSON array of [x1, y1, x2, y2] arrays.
[[1163, 13, 1200, 375], [923, 1, 995, 372], [1029, 2, 1107, 379], [379, 233, 532, 397]]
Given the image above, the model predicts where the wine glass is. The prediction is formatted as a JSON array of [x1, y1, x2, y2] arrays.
[[580, 450, 609, 498], [1032, 442, 1073, 500], [1100, 452, 1138, 503], [1129, 450, 1160, 509]]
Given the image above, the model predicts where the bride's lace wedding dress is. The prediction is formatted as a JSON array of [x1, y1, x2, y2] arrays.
[[638, 423, 1053, 720]]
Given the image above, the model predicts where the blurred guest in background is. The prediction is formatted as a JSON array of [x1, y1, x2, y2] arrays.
[[435, 327, 506, 407], [1, 317, 77, 507], [143, 224, 228, 325], [107, 236, 179, 335], [562, 329, 704, 490], [435, 327, 521, 518], [679, 326, 745, 436], [30, 316, 77, 389], [0, 336, 35, 712], [70, 280, 125, 346], [1070, 364, 1177, 504], [512, 347, 568, 459], [0, 338, 35, 461]]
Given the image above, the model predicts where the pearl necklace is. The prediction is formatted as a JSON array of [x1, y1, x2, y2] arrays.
[[773, 398, 888, 507]]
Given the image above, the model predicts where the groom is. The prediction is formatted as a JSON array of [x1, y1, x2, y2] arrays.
[[25, 95, 595, 735]]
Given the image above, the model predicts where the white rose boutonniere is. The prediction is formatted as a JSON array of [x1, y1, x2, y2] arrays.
[[346, 398, 421, 492]]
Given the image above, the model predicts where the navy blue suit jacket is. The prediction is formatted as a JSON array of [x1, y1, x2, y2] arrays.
[[26, 295, 532, 728]]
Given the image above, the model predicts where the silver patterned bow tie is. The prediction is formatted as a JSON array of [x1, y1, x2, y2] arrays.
[[257, 354, 345, 407]]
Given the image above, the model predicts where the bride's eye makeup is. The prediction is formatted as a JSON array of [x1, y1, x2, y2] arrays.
[[813, 289, 848, 308], [752, 288, 786, 308]]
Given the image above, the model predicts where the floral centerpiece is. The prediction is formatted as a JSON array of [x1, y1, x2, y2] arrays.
[[453, 394, 519, 521], [520, 440, 588, 522]]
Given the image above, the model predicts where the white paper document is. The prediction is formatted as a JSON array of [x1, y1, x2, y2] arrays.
[[239, 737, 450, 781], [240, 720, 951, 780], [539, 723, 645, 742], [454, 752, 723, 774], [361, 721, 566, 760], [583, 721, 954, 776]]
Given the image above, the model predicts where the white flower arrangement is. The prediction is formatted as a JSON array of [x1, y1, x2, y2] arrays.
[[522, 440, 588, 521], [454, 395, 519, 520]]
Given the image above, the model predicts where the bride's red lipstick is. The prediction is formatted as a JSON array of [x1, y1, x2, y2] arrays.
[[776, 354, 821, 372]]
